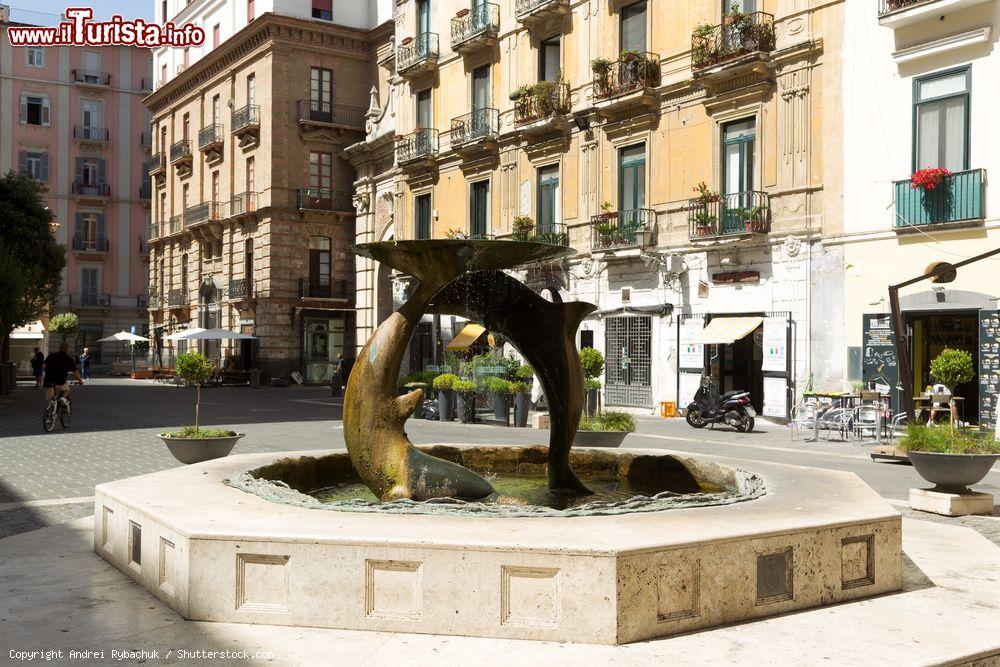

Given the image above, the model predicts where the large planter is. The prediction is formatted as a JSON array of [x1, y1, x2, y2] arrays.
[[492, 393, 509, 425], [456, 392, 476, 424], [573, 430, 630, 448], [438, 390, 455, 422], [513, 392, 530, 427], [908, 451, 1000, 493], [586, 388, 599, 416], [160, 433, 244, 465]]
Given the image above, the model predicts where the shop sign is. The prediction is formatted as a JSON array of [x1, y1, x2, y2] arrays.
[[763, 376, 787, 418], [762, 317, 787, 372], [862, 314, 899, 410], [712, 270, 760, 284], [679, 321, 704, 368], [979, 310, 1000, 428], [678, 372, 702, 408]]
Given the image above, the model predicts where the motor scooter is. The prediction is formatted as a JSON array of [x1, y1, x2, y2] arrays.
[[685, 375, 755, 433]]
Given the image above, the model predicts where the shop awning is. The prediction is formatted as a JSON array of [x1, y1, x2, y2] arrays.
[[10, 321, 45, 339], [446, 323, 495, 351], [697, 316, 763, 345]]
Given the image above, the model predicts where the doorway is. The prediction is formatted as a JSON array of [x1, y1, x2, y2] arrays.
[[906, 310, 979, 423], [712, 328, 764, 413]]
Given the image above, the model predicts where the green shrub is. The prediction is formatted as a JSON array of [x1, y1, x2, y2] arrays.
[[579, 347, 604, 381], [482, 376, 512, 395], [49, 312, 79, 342], [585, 378, 602, 391], [930, 348, 975, 391], [432, 373, 459, 390], [452, 379, 477, 394], [901, 424, 1000, 455], [578, 411, 636, 433], [172, 352, 216, 434], [510, 381, 529, 393], [399, 370, 440, 387], [515, 364, 534, 380], [162, 426, 237, 439]]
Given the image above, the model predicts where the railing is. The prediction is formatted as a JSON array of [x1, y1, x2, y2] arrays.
[[229, 278, 252, 300], [691, 12, 775, 70], [590, 208, 656, 250], [185, 201, 221, 226], [879, 0, 941, 14], [198, 123, 223, 149], [147, 222, 159, 240], [396, 129, 439, 163], [299, 278, 349, 299], [73, 125, 109, 141], [71, 236, 110, 252], [148, 293, 162, 309], [514, 81, 571, 124], [137, 293, 149, 308], [516, 0, 566, 17], [169, 140, 192, 162], [139, 182, 152, 200], [71, 292, 112, 307], [592, 52, 661, 99], [688, 191, 771, 238], [451, 108, 499, 146], [148, 153, 166, 174], [168, 289, 188, 307], [295, 100, 365, 129], [167, 215, 183, 235], [296, 188, 353, 212], [507, 222, 569, 246], [397, 32, 440, 72], [893, 169, 985, 228], [232, 105, 260, 133], [451, 2, 500, 48], [72, 181, 111, 197], [230, 191, 258, 217], [72, 69, 111, 85]]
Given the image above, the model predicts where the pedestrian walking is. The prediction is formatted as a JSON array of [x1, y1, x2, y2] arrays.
[[30, 347, 45, 388], [78, 347, 91, 380], [332, 353, 347, 397]]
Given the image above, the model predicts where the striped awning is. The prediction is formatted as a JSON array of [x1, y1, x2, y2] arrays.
[[697, 316, 763, 345], [446, 323, 495, 351]]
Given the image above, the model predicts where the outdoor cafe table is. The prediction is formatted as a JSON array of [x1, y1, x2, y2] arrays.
[[802, 392, 892, 441], [913, 394, 964, 425]]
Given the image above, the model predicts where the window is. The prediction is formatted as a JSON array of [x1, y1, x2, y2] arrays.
[[20, 94, 50, 126], [183, 48, 189, 69], [81, 158, 99, 185], [415, 194, 431, 239], [309, 237, 332, 292], [212, 24, 220, 49], [722, 118, 756, 233], [539, 36, 560, 82], [470, 181, 490, 238], [80, 99, 103, 132], [726, 0, 755, 14], [160, 126, 167, 156], [18, 151, 49, 181], [247, 74, 256, 107], [472, 64, 491, 111], [537, 165, 560, 233], [619, 144, 646, 228], [159, 259, 166, 298], [310, 67, 333, 117], [181, 254, 188, 294], [212, 171, 220, 204], [309, 151, 333, 193], [248, 0, 255, 22], [83, 51, 101, 79], [312, 0, 333, 20], [81, 267, 99, 305], [212, 95, 221, 125], [182, 183, 189, 213], [914, 67, 970, 172], [161, 0, 167, 20], [76, 212, 102, 251], [246, 157, 255, 193], [161, 63, 167, 85], [182, 113, 190, 142], [159, 192, 167, 223], [26, 47, 44, 67], [416, 89, 432, 128], [245, 238, 254, 290], [417, 0, 431, 34], [620, 1, 647, 53]]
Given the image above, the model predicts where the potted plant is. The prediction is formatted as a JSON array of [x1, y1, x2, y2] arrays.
[[580, 346, 604, 415], [159, 351, 243, 464], [432, 372, 459, 422], [575, 410, 636, 448], [900, 424, 1000, 495], [930, 348, 975, 429], [509, 84, 531, 101], [512, 215, 535, 241], [512, 364, 533, 427], [741, 205, 767, 232], [482, 376, 512, 425], [453, 378, 477, 423], [599, 201, 615, 220], [910, 167, 952, 191]]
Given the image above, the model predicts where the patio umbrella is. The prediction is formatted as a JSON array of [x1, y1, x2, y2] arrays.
[[96, 331, 152, 373], [171, 328, 255, 340], [163, 327, 206, 341]]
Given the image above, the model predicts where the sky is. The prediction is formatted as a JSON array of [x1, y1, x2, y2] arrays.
[[7, 1, 153, 25]]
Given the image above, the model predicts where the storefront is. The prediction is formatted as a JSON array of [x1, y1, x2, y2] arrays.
[[9, 321, 47, 376], [301, 312, 348, 384]]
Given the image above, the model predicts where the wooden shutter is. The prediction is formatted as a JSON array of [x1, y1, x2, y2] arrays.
[[18, 151, 27, 174], [75, 157, 84, 184], [74, 213, 84, 243], [97, 158, 107, 185], [19, 96, 27, 124], [41, 99, 50, 126], [96, 215, 107, 245], [40, 153, 50, 182]]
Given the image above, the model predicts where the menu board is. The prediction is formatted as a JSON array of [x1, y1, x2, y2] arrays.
[[761, 317, 787, 372], [679, 321, 705, 369], [862, 314, 900, 412], [979, 310, 1000, 428]]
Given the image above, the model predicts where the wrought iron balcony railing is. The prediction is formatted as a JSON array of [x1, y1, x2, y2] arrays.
[[296, 188, 353, 212], [148, 293, 161, 309], [73, 125, 109, 142], [147, 222, 159, 240], [231, 104, 260, 133], [514, 81, 571, 124], [72, 69, 111, 85], [299, 278, 349, 299], [198, 123, 224, 149], [893, 169, 985, 229], [878, 0, 943, 15], [516, 0, 567, 19], [167, 215, 183, 235], [168, 289, 188, 307], [397, 32, 440, 73], [169, 140, 192, 163], [592, 52, 661, 100], [230, 191, 258, 217], [185, 201, 221, 226], [295, 100, 365, 129], [72, 181, 111, 197], [148, 154, 166, 175], [228, 278, 252, 300], [590, 208, 657, 250], [72, 236, 110, 252], [72, 292, 112, 307], [505, 222, 569, 246], [451, 3, 500, 50], [451, 108, 499, 147], [395, 129, 439, 164], [691, 12, 775, 70], [688, 191, 771, 238]]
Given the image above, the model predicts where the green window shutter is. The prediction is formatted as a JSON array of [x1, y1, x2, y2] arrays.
[[40, 153, 50, 182], [17, 151, 27, 174]]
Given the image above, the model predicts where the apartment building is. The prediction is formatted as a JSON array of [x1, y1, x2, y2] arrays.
[[351, 0, 845, 418], [145, 5, 390, 383], [0, 6, 153, 367], [841, 0, 1000, 426]]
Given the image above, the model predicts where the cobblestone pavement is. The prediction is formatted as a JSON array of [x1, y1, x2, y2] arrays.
[[1, 378, 997, 543]]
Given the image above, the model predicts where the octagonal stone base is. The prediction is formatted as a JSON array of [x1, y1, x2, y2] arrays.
[[93, 446, 901, 645]]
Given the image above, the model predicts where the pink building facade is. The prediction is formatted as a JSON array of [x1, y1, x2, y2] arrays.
[[1, 9, 153, 366]]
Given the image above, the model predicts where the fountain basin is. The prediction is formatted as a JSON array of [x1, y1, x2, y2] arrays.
[[94, 446, 901, 645]]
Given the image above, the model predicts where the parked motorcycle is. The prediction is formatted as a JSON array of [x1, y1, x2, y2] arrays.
[[685, 376, 755, 433]]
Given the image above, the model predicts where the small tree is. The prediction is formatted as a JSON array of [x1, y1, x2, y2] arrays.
[[579, 347, 604, 383], [175, 351, 214, 434], [930, 348, 975, 429], [49, 312, 79, 343]]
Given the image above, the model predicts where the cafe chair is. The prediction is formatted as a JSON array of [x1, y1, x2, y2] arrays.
[[852, 404, 881, 442], [790, 401, 818, 441], [817, 406, 851, 441]]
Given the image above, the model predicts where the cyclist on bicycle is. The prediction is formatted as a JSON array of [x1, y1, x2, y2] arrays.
[[42, 342, 83, 404]]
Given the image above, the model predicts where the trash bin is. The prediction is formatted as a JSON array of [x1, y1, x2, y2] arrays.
[[249, 368, 261, 389]]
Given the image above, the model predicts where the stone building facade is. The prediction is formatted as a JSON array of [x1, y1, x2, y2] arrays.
[[145, 12, 388, 382]]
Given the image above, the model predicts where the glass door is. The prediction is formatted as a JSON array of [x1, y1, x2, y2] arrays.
[[417, 0, 430, 35], [470, 181, 489, 238], [722, 119, 755, 234], [537, 165, 559, 235], [619, 144, 646, 236], [472, 65, 491, 139]]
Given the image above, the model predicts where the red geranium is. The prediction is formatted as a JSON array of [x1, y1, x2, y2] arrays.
[[910, 167, 952, 191]]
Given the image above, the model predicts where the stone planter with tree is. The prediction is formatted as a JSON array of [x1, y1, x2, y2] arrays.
[[454, 379, 477, 424], [482, 376, 512, 425], [901, 423, 1000, 516], [574, 410, 636, 448], [433, 372, 459, 422], [929, 348, 975, 427], [580, 347, 604, 415], [512, 364, 534, 427], [159, 351, 243, 464]]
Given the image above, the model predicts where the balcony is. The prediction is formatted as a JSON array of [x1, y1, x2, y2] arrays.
[[688, 191, 771, 240], [185, 201, 222, 227], [592, 52, 660, 115], [198, 123, 224, 162], [72, 69, 111, 87], [72, 181, 111, 200], [590, 208, 657, 252], [516, 0, 569, 27], [229, 191, 258, 220], [395, 129, 439, 169], [397, 32, 440, 78], [148, 293, 162, 310], [450, 108, 499, 155], [299, 278, 349, 299], [893, 169, 985, 231], [513, 81, 571, 138], [451, 3, 500, 54], [878, 0, 991, 28], [71, 235, 110, 254], [70, 292, 112, 308], [169, 140, 192, 176], [691, 13, 775, 84], [228, 278, 253, 301], [168, 289, 189, 308], [73, 125, 109, 145], [231, 104, 260, 147], [147, 221, 159, 241], [296, 188, 354, 213], [296, 100, 365, 142], [148, 153, 166, 178], [165, 215, 184, 236], [505, 222, 569, 246]]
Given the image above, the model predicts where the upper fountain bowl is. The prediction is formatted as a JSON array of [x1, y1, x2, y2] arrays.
[[349, 239, 574, 279]]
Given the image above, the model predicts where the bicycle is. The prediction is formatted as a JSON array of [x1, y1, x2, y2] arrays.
[[42, 390, 73, 432]]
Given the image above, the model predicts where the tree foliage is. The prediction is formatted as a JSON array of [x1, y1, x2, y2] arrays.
[[49, 312, 79, 342], [930, 348, 975, 391], [579, 346, 605, 381], [175, 351, 215, 433]]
